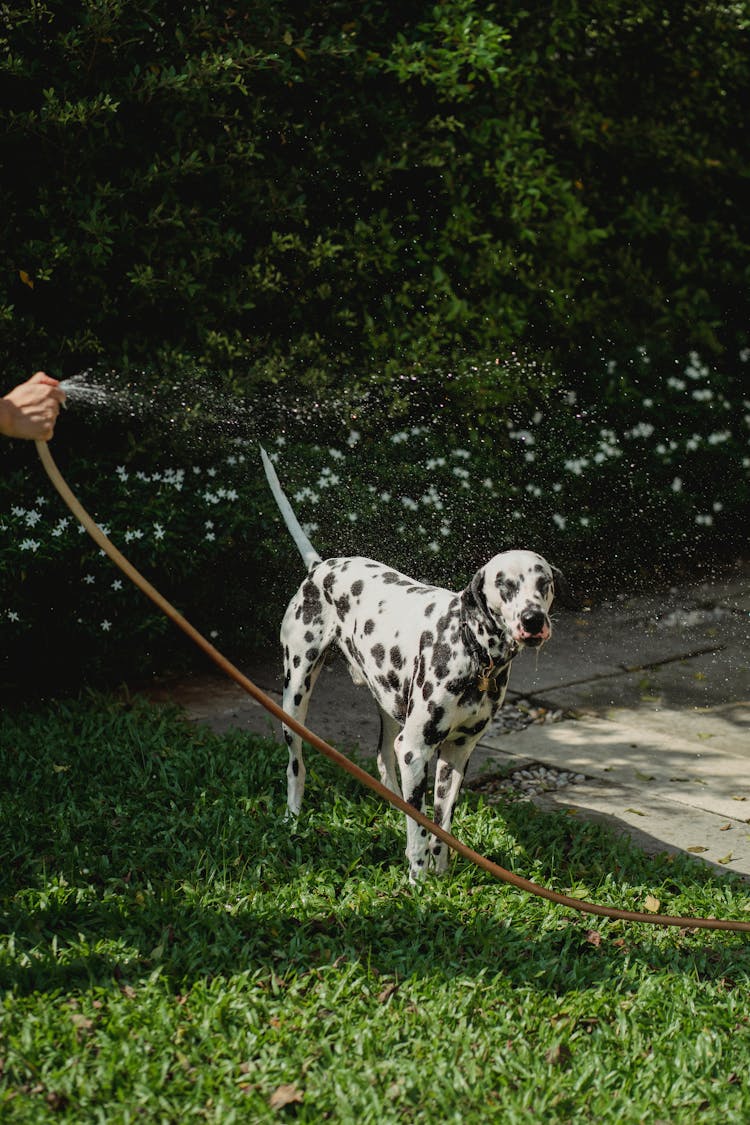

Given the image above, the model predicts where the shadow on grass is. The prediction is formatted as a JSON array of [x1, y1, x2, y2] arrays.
[[2, 695, 749, 999]]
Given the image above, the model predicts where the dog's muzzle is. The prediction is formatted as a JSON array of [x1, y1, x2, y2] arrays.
[[516, 609, 551, 647]]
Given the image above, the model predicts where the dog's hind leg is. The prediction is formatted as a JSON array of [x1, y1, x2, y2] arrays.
[[376, 708, 402, 796], [281, 646, 326, 820]]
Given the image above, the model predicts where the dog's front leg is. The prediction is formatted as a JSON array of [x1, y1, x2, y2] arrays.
[[377, 708, 402, 796], [395, 733, 433, 882], [429, 741, 479, 874]]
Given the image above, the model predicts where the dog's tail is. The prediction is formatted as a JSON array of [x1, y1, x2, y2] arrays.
[[260, 446, 323, 572]]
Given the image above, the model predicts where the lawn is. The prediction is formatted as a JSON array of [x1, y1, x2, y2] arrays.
[[1, 694, 749, 1123]]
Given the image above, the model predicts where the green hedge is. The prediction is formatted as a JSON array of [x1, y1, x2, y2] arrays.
[[2, 2, 749, 684], [1, 1, 748, 389], [2, 347, 748, 685]]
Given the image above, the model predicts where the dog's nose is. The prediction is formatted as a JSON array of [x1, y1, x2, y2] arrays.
[[520, 609, 547, 636]]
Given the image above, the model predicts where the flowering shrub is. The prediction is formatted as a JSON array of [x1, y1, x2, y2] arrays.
[[1, 350, 747, 685]]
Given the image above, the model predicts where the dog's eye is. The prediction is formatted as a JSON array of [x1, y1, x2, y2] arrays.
[[536, 576, 552, 597], [496, 577, 520, 601]]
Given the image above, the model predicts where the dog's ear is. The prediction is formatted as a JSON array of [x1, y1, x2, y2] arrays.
[[461, 567, 487, 613], [550, 565, 574, 608]]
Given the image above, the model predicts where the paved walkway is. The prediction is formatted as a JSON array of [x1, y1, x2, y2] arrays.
[[151, 563, 750, 876]]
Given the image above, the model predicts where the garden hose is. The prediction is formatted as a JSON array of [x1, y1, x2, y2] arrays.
[[35, 439, 750, 934]]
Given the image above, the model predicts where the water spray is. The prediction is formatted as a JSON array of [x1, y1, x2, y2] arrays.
[[34, 437, 750, 934]]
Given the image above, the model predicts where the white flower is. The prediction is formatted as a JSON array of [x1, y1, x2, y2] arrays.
[[301, 522, 319, 536], [671, 478, 683, 492], [24, 510, 42, 527], [112, 580, 123, 591], [205, 532, 215, 542], [224, 489, 238, 501], [101, 620, 112, 631], [425, 458, 446, 470], [347, 512, 358, 522], [154, 523, 165, 540], [552, 514, 567, 530], [451, 449, 471, 459], [695, 514, 714, 526], [428, 541, 440, 553], [627, 422, 655, 439], [391, 432, 409, 444], [452, 467, 469, 480], [401, 497, 418, 511], [124, 529, 144, 542], [347, 430, 360, 447], [205, 520, 214, 529], [19, 538, 40, 551], [328, 448, 345, 460], [7, 610, 19, 622], [83, 574, 95, 585], [12, 506, 25, 517]]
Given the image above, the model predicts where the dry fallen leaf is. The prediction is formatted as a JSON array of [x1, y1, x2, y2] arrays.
[[644, 895, 661, 913], [585, 929, 602, 947], [269, 1084, 304, 1111], [718, 853, 734, 865], [545, 1043, 572, 1067], [625, 808, 647, 816], [687, 846, 708, 853]]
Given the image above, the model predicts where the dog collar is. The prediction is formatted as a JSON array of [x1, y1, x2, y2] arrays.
[[459, 617, 516, 693]]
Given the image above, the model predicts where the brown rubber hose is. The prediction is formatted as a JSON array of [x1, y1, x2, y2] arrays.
[[35, 440, 750, 933]]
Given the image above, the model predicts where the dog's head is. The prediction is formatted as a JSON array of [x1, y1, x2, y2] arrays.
[[467, 550, 562, 649]]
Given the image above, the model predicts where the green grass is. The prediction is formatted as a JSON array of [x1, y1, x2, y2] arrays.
[[1, 695, 750, 1123]]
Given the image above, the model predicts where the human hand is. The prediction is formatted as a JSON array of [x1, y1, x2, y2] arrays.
[[0, 372, 66, 441]]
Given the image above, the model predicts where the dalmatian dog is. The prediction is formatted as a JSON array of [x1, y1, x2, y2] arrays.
[[261, 447, 562, 882]]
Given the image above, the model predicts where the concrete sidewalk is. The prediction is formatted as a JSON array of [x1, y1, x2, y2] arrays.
[[151, 562, 750, 875], [473, 564, 750, 875]]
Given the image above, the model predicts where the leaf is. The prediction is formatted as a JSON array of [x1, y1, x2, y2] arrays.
[[378, 982, 399, 1004], [19, 269, 34, 289], [545, 1043, 572, 1067], [585, 929, 602, 947], [687, 846, 708, 853], [269, 1084, 304, 1110], [625, 808, 647, 816], [717, 853, 733, 865], [643, 895, 661, 913], [52, 763, 70, 773]]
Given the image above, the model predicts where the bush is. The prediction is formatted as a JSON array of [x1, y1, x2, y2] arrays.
[[2, 349, 747, 685], [0, 1, 747, 388]]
